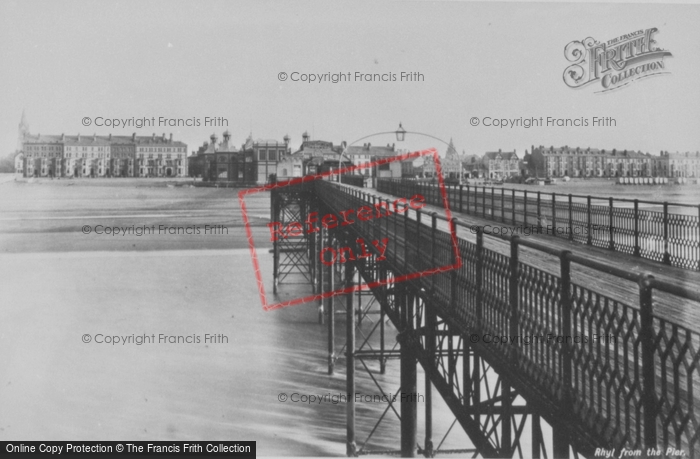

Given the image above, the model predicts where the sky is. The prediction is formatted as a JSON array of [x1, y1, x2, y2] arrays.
[[1, 0, 699, 158]]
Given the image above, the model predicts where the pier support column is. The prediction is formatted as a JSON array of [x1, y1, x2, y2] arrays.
[[318, 227, 325, 323], [400, 286, 417, 458], [531, 414, 542, 459], [326, 234, 335, 374], [346, 261, 357, 457], [271, 192, 280, 294], [552, 427, 569, 459], [502, 381, 512, 457], [424, 303, 435, 458]]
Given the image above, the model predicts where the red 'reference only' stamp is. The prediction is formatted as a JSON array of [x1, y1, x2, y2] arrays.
[[239, 148, 461, 311]]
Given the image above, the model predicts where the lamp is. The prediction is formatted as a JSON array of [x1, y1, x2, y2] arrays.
[[395, 123, 406, 142]]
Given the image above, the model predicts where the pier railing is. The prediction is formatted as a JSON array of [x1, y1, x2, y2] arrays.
[[315, 179, 700, 456], [340, 174, 365, 188], [377, 178, 700, 271]]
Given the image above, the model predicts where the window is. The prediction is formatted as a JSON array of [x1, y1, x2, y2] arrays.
[[259, 150, 267, 161]]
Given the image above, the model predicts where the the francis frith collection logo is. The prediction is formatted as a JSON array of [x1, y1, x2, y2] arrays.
[[563, 28, 672, 93]]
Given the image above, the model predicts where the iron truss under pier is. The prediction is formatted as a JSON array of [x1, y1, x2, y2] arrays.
[[271, 179, 700, 459]]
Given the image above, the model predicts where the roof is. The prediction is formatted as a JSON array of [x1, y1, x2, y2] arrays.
[[293, 139, 343, 158], [23, 133, 186, 148], [535, 146, 654, 157], [216, 136, 238, 153], [484, 151, 518, 161], [253, 139, 285, 146], [345, 144, 396, 158], [308, 157, 325, 166], [445, 139, 459, 158], [667, 152, 700, 160], [462, 154, 481, 164], [240, 135, 285, 151], [23, 134, 65, 144]]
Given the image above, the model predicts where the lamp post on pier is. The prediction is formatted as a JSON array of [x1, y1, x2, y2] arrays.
[[336, 122, 455, 187]]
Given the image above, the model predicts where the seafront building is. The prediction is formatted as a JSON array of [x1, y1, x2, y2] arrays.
[[419, 139, 463, 179], [529, 145, 700, 178], [189, 131, 289, 184], [190, 131, 403, 185], [654, 151, 700, 178], [482, 149, 520, 179], [13, 110, 698, 181], [17, 131, 188, 178]]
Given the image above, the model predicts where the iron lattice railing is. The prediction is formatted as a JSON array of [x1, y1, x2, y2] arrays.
[[377, 178, 700, 271], [340, 174, 366, 188], [316, 180, 700, 457]]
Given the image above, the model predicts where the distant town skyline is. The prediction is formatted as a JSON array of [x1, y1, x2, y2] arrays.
[[2, 1, 699, 160]]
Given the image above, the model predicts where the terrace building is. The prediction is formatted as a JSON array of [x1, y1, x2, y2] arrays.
[[22, 133, 64, 178], [529, 145, 657, 178], [63, 133, 110, 178], [654, 151, 700, 178], [19, 131, 187, 178], [135, 133, 188, 178]]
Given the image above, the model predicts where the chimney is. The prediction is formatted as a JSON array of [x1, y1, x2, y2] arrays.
[[169, 133, 173, 142], [162, 133, 166, 141], [108, 133, 112, 141], [61, 133, 65, 141], [77, 133, 80, 142], [152, 133, 156, 141], [132, 133, 136, 141], [93, 133, 97, 142]]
